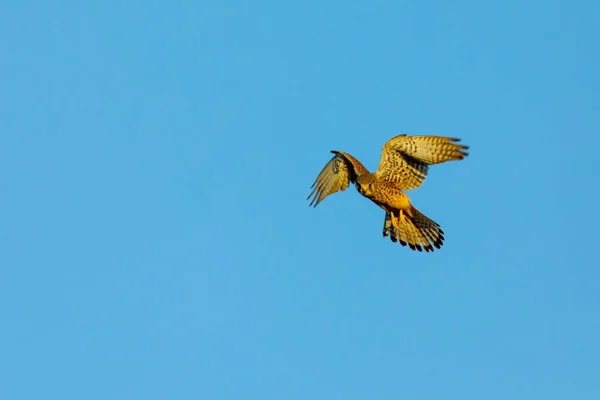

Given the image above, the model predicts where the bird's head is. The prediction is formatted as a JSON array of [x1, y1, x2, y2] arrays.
[[355, 173, 376, 196]]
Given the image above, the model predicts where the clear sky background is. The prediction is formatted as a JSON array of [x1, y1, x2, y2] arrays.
[[1, 1, 599, 399]]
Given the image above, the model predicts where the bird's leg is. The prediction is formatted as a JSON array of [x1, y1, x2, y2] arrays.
[[390, 211, 401, 230], [399, 209, 407, 225], [398, 205, 415, 226]]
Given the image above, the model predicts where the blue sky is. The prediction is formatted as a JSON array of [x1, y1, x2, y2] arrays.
[[1, 1, 599, 399]]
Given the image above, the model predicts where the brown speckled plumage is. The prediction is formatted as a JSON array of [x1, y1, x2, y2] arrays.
[[307, 134, 468, 252]]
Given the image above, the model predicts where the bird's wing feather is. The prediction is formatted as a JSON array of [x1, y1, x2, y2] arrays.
[[375, 135, 469, 190], [307, 151, 369, 207]]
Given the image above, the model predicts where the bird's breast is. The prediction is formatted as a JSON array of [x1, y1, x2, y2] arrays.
[[372, 180, 412, 211]]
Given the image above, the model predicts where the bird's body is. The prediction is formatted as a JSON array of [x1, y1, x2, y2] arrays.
[[307, 135, 469, 252], [357, 174, 412, 211]]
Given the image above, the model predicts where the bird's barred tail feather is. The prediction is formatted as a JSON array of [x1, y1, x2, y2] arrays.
[[383, 206, 445, 252]]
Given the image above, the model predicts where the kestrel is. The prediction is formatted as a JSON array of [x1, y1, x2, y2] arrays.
[[307, 135, 469, 252]]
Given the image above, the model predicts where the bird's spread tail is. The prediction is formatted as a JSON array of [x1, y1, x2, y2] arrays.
[[383, 206, 444, 252]]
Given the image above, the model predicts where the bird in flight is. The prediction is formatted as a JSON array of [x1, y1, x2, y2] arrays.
[[307, 135, 469, 252]]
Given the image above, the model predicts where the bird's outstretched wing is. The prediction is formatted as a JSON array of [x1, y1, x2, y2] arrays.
[[307, 151, 369, 207], [375, 135, 469, 190]]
